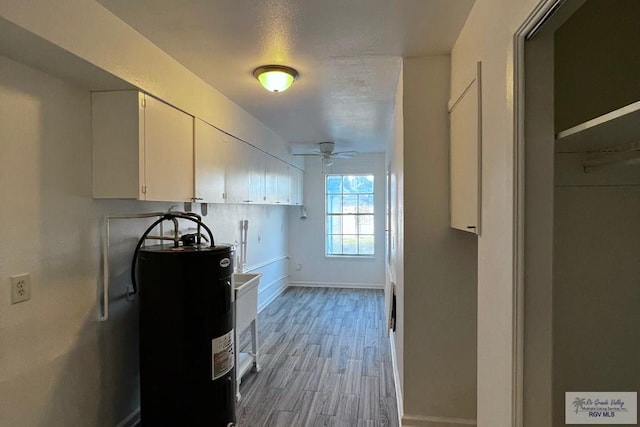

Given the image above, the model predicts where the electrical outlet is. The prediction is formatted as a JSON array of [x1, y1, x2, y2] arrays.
[[11, 273, 31, 304]]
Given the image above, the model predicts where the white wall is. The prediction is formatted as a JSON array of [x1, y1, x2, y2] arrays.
[[451, 1, 545, 425], [0, 55, 290, 427], [387, 65, 405, 408], [553, 157, 640, 426], [208, 203, 291, 311], [288, 154, 386, 288], [399, 55, 477, 426]]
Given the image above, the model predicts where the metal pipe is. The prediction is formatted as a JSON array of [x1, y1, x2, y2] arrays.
[[101, 210, 198, 322], [171, 217, 179, 246], [239, 219, 249, 273], [101, 212, 167, 322]]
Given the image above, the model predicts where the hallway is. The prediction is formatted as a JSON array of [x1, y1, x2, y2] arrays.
[[236, 287, 398, 426]]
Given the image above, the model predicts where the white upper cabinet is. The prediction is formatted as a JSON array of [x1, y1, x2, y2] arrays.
[[194, 119, 226, 203], [92, 91, 194, 202], [92, 91, 302, 206], [449, 62, 482, 234], [225, 138, 265, 204], [276, 161, 290, 204], [265, 155, 290, 204], [225, 137, 252, 204], [248, 147, 266, 204], [289, 166, 304, 206]]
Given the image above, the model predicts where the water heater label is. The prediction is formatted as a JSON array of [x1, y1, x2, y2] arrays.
[[220, 258, 230, 268], [212, 330, 234, 380]]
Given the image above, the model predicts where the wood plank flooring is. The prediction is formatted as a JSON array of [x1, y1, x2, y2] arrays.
[[236, 287, 398, 427]]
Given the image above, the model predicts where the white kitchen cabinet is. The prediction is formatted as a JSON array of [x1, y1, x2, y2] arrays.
[[92, 91, 194, 202], [264, 155, 289, 204], [248, 147, 266, 204], [194, 118, 226, 203], [225, 138, 265, 204], [276, 161, 290, 204], [449, 62, 481, 234], [225, 137, 252, 204], [289, 166, 304, 206]]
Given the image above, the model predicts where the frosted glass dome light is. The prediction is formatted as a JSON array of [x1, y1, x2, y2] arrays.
[[253, 65, 298, 93]]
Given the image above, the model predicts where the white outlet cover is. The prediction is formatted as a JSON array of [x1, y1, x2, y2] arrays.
[[11, 273, 31, 304]]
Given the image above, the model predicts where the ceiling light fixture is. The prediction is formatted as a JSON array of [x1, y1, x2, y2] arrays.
[[253, 65, 298, 93]]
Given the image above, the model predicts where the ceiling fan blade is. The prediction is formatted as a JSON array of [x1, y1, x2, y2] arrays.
[[332, 153, 356, 159], [292, 153, 323, 156], [333, 150, 358, 156]]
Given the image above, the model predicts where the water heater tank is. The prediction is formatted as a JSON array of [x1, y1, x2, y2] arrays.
[[138, 244, 235, 426]]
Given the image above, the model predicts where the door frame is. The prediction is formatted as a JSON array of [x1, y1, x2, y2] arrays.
[[512, 1, 564, 425], [512, 0, 586, 427]]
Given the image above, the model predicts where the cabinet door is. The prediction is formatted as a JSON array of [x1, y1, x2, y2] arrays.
[[91, 90, 142, 199], [289, 167, 304, 205], [264, 155, 278, 204], [265, 155, 288, 204], [276, 161, 290, 204], [225, 138, 252, 203], [449, 62, 481, 234], [248, 147, 265, 204], [143, 95, 194, 202], [194, 119, 226, 203]]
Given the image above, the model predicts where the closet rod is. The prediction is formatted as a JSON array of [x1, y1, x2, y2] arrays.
[[583, 140, 640, 173]]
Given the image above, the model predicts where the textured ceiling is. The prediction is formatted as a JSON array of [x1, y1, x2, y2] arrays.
[[98, 0, 474, 154]]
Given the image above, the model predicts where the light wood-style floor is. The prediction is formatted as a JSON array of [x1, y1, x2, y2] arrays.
[[236, 287, 398, 427]]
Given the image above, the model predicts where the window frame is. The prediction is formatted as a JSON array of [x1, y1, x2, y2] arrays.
[[325, 174, 375, 257]]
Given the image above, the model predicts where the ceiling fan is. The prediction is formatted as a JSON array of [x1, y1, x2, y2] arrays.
[[293, 142, 358, 166]]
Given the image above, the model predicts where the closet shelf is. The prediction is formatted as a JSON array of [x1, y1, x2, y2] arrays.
[[555, 100, 640, 153]]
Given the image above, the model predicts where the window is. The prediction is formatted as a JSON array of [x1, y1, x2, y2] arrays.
[[326, 174, 374, 256]]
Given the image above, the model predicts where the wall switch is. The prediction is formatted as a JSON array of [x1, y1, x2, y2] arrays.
[[11, 273, 31, 304]]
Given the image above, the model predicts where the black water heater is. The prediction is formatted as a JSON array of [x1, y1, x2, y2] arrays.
[[138, 244, 235, 426]]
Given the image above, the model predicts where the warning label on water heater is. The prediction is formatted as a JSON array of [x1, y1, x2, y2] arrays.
[[211, 330, 234, 380]]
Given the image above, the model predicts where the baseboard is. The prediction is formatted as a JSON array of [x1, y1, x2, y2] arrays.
[[389, 330, 403, 425], [258, 280, 288, 312], [401, 414, 476, 426], [288, 281, 384, 289], [115, 407, 140, 427], [258, 274, 290, 295]]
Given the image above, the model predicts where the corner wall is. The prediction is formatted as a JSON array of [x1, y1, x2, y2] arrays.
[[451, 1, 544, 424], [400, 55, 477, 426], [387, 63, 405, 413]]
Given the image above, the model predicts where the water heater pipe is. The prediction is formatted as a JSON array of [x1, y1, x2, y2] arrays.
[[102, 212, 166, 322], [101, 211, 206, 322]]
